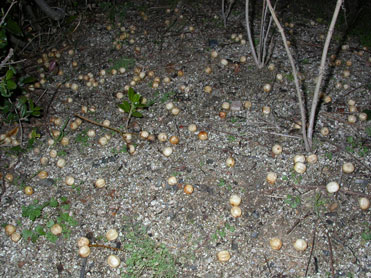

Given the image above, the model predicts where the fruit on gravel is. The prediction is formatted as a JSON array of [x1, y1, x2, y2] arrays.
[[158, 132, 168, 142], [263, 83, 272, 93], [272, 144, 282, 155], [326, 181, 340, 193], [38, 171, 48, 179], [107, 254, 121, 268], [270, 238, 283, 250], [65, 176, 75, 186], [57, 158, 66, 168], [184, 184, 194, 194], [320, 127, 329, 136], [229, 194, 241, 207], [262, 106, 271, 114], [217, 250, 231, 262], [293, 239, 308, 251], [167, 176, 177, 186], [24, 186, 34, 195], [79, 246, 91, 258], [162, 147, 173, 157], [231, 206, 242, 218], [77, 237, 90, 247], [359, 197, 370, 210], [266, 172, 277, 184], [95, 178, 106, 188], [51, 224, 62, 235], [293, 155, 305, 163], [11, 232, 21, 243], [106, 229, 118, 241], [294, 162, 306, 174], [306, 154, 318, 164], [5, 224, 16, 236], [198, 131, 208, 140], [226, 157, 235, 167], [5, 173, 14, 182], [188, 124, 197, 132], [342, 162, 354, 174], [169, 135, 179, 145]]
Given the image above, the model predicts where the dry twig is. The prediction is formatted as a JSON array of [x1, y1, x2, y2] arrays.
[[305, 223, 317, 276], [325, 230, 336, 278]]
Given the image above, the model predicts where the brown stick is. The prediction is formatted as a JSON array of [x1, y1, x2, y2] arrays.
[[266, 0, 310, 152], [74, 114, 132, 136], [325, 230, 336, 278], [305, 223, 317, 276], [307, 0, 344, 149], [287, 213, 312, 235]]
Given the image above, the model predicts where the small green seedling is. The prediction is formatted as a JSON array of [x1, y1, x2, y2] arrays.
[[21, 197, 78, 243], [118, 87, 147, 128], [284, 194, 301, 209]]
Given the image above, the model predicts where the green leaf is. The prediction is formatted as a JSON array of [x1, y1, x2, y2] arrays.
[[46, 220, 55, 228], [6, 69, 14, 80], [362, 109, 371, 121], [60, 196, 68, 202], [6, 19, 23, 36], [49, 198, 59, 207], [31, 110, 41, 117], [20, 76, 37, 84], [35, 225, 46, 235], [0, 28, 7, 49], [0, 82, 11, 97], [118, 101, 130, 113], [6, 79, 17, 90], [128, 87, 135, 102], [132, 93, 141, 104], [61, 204, 70, 210], [46, 232, 58, 243], [136, 103, 147, 108], [131, 111, 143, 117], [22, 229, 33, 240]]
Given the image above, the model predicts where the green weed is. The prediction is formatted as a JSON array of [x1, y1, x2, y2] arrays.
[[284, 194, 301, 209], [21, 197, 78, 243], [121, 223, 177, 278], [110, 57, 136, 71], [211, 223, 235, 241], [118, 87, 148, 128]]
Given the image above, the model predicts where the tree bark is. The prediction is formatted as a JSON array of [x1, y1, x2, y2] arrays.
[[34, 0, 65, 21]]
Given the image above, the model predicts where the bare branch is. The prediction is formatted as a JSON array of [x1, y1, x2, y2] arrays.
[[307, 0, 344, 148], [0, 48, 14, 69], [33, 0, 65, 21], [266, 0, 310, 151], [0, 0, 17, 26]]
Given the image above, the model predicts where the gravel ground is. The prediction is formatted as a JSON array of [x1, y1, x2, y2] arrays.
[[1, 1, 370, 277]]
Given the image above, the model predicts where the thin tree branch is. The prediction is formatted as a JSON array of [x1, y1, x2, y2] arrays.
[[307, 0, 344, 148], [245, 0, 262, 68], [266, 0, 310, 151], [0, 0, 17, 26]]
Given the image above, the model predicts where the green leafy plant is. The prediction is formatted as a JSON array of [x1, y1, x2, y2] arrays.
[[121, 222, 177, 278], [118, 87, 147, 128], [284, 194, 301, 209], [1, 18, 41, 124], [313, 193, 326, 216], [21, 197, 78, 243], [4, 128, 40, 156], [361, 223, 371, 241], [290, 170, 303, 184], [345, 136, 369, 157], [211, 223, 235, 241], [110, 57, 136, 71], [75, 130, 89, 146]]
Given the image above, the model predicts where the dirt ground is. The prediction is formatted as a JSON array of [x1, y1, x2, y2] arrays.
[[1, 0, 370, 277]]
